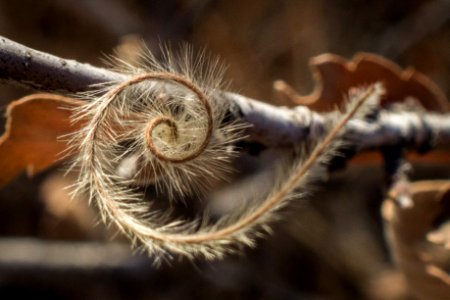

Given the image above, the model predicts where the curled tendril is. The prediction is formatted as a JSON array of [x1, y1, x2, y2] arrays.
[[146, 116, 179, 158], [102, 72, 213, 164], [71, 46, 384, 263]]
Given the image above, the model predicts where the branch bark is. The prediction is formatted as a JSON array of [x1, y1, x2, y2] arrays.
[[0, 35, 449, 152], [0, 36, 125, 92]]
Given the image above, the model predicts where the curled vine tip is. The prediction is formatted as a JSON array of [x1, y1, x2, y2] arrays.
[[70, 44, 382, 262]]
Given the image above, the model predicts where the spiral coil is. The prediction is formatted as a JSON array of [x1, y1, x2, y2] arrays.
[[70, 48, 382, 263]]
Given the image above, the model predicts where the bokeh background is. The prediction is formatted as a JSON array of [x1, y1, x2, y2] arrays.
[[0, 0, 449, 299]]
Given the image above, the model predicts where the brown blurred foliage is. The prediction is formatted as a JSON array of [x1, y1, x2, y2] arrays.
[[0, 0, 449, 299], [383, 181, 450, 300]]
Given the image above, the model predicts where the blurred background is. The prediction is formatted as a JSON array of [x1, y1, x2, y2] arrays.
[[0, 0, 449, 299]]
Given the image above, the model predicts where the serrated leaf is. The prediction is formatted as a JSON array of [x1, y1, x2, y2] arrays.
[[275, 52, 449, 112]]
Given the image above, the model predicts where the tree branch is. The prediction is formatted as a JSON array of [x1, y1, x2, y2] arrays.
[[0, 36, 125, 92], [0, 35, 449, 152]]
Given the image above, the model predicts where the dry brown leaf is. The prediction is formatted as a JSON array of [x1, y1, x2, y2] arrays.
[[382, 180, 450, 300], [274, 52, 449, 112], [0, 94, 83, 187]]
